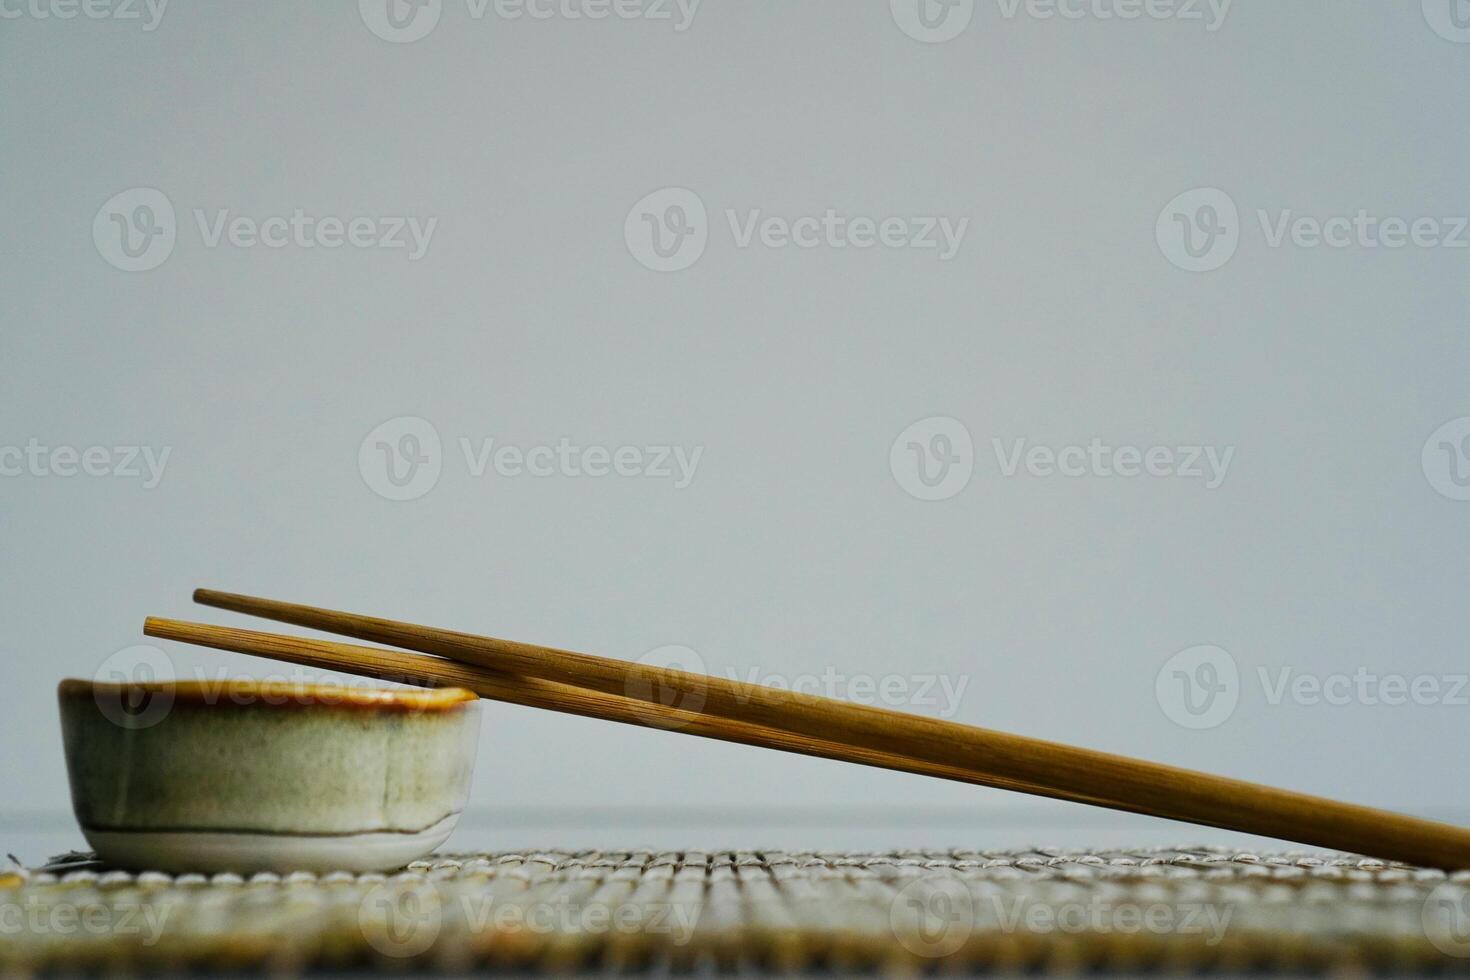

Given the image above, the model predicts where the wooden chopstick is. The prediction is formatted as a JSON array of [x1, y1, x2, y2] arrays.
[[189, 589, 1470, 868], [142, 617, 1129, 814]]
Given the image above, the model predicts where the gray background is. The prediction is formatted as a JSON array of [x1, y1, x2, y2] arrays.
[[3, 0, 1468, 860]]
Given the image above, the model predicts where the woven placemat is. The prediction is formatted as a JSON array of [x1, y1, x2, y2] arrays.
[[4, 847, 1470, 973]]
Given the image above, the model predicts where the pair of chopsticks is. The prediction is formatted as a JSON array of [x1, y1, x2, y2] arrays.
[[144, 590, 1470, 869]]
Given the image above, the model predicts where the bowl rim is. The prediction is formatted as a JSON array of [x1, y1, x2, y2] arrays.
[[58, 678, 478, 711]]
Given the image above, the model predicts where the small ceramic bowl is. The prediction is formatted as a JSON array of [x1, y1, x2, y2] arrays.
[[58, 679, 481, 874]]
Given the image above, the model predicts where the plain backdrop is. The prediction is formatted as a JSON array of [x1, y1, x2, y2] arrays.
[[3, 0, 1468, 859]]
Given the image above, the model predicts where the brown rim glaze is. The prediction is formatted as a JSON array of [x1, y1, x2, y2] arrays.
[[57, 678, 478, 712]]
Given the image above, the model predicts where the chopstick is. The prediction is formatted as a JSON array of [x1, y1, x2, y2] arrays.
[[187, 590, 1470, 868], [142, 617, 1129, 813]]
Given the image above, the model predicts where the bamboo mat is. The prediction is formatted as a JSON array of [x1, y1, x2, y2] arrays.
[[4, 847, 1470, 973]]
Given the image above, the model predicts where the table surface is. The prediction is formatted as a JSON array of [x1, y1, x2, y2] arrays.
[[1, 801, 1368, 865]]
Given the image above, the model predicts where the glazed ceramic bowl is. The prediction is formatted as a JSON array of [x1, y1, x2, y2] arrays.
[[58, 679, 481, 874]]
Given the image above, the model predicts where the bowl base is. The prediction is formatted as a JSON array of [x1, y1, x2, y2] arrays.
[[81, 813, 460, 874]]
